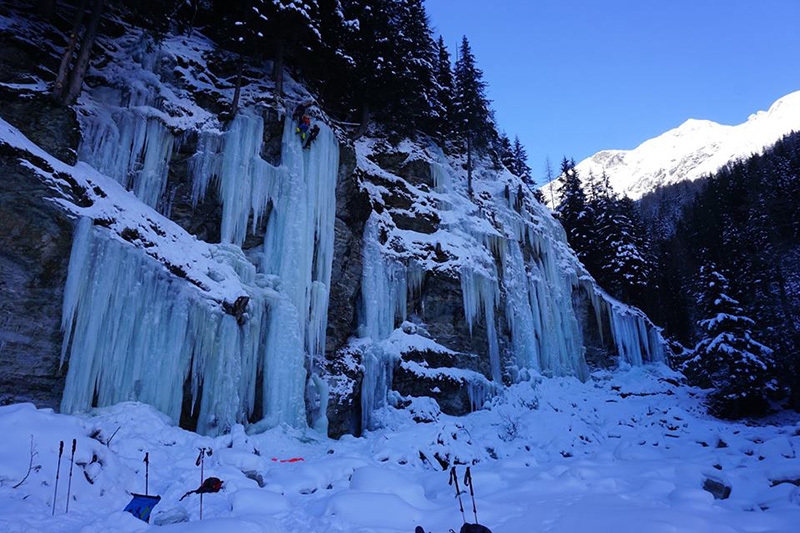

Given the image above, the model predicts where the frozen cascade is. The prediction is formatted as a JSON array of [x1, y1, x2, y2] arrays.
[[189, 110, 340, 428], [61, 109, 341, 435], [189, 112, 339, 363], [189, 112, 278, 246], [438, 152, 662, 383], [358, 214, 408, 430], [587, 288, 666, 367], [500, 239, 541, 373], [59, 219, 268, 435], [460, 266, 502, 382], [519, 232, 588, 379], [78, 35, 175, 209], [260, 114, 339, 364], [79, 112, 174, 209]]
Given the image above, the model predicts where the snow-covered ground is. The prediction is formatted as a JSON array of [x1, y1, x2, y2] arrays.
[[2, 364, 799, 532]]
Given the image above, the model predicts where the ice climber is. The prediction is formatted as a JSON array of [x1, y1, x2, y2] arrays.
[[304, 124, 320, 149], [296, 115, 311, 139]]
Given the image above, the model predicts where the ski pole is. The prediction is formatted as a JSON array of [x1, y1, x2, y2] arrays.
[[448, 466, 466, 524], [464, 466, 478, 523], [52, 441, 64, 515], [65, 439, 76, 513], [196, 448, 205, 520], [144, 452, 150, 495]]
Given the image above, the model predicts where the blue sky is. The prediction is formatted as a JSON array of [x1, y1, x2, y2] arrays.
[[424, 0, 800, 182]]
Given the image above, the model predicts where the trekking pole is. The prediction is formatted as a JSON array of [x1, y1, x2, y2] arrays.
[[448, 466, 466, 524], [195, 448, 206, 520], [65, 439, 76, 513], [144, 452, 150, 496], [52, 441, 64, 515], [464, 466, 478, 523]]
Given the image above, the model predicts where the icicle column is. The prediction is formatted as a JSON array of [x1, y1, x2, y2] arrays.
[[60, 219, 264, 435], [77, 34, 175, 210], [189, 110, 340, 429], [62, 109, 341, 435], [357, 214, 409, 430]]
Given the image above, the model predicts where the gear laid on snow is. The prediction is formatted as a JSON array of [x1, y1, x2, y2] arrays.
[[179, 477, 223, 501], [124, 494, 161, 523]]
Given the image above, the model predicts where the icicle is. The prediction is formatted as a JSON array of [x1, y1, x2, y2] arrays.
[[466, 378, 495, 412], [360, 344, 396, 432], [62, 108, 342, 436], [407, 259, 425, 298], [78, 113, 175, 209], [500, 239, 540, 373], [359, 215, 407, 341], [77, 34, 175, 210], [459, 265, 501, 382], [585, 286, 666, 367], [357, 214, 411, 429], [59, 224, 263, 434], [188, 112, 340, 430], [430, 161, 451, 193]]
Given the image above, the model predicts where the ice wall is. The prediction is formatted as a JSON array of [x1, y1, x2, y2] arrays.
[[423, 156, 664, 385], [62, 108, 340, 435], [60, 218, 265, 435], [191, 111, 339, 369], [77, 35, 175, 210], [357, 215, 408, 430]]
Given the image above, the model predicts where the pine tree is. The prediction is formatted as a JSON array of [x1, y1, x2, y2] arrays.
[[54, 0, 106, 105], [453, 36, 494, 148], [683, 265, 776, 419], [310, 0, 357, 115], [254, 1, 321, 96], [604, 196, 653, 303], [433, 35, 455, 143], [556, 157, 594, 265], [511, 136, 532, 184], [341, 0, 438, 136], [392, 0, 439, 135], [499, 133, 514, 171], [453, 36, 494, 195]]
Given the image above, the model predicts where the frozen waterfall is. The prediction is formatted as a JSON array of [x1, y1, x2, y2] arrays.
[[61, 109, 340, 435], [60, 218, 263, 435], [357, 215, 408, 431], [426, 157, 663, 385], [77, 34, 175, 210]]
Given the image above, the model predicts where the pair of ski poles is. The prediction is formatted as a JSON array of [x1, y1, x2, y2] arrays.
[[52, 439, 77, 515], [449, 465, 479, 524]]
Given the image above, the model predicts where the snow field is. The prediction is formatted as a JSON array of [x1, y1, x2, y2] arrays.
[[2, 364, 800, 532]]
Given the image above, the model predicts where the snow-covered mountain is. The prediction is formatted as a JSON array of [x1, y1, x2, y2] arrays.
[[555, 91, 800, 200]]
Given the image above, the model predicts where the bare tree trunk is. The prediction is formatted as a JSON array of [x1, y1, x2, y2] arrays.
[[230, 64, 243, 120], [273, 40, 285, 97], [355, 101, 370, 139], [62, 0, 104, 105], [466, 134, 473, 198], [53, 0, 89, 99]]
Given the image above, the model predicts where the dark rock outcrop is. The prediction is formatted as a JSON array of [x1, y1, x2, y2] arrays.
[[0, 148, 73, 407]]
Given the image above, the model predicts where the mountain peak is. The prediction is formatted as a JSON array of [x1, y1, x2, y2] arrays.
[[559, 91, 800, 200]]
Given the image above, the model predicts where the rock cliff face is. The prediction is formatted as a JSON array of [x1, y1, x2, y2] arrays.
[[0, 4, 666, 437], [0, 145, 73, 407]]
